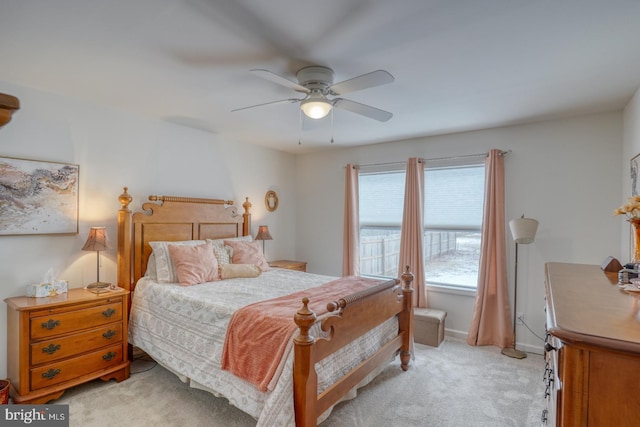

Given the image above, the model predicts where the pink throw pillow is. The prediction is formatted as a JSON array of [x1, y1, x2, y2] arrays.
[[168, 243, 219, 286], [223, 240, 270, 272]]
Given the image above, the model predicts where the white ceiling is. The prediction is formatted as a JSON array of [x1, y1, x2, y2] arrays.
[[2, 0, 640, 153]]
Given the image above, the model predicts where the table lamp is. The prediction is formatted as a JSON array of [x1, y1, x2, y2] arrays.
[[82, 226, 111, 289]]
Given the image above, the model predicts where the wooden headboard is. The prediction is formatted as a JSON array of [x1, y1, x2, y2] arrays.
[[116, 187, 252, 293]]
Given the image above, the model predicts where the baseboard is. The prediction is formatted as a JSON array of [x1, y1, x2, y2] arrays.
[[443, 329, 544, 356], [515, 342, 544, 356], [444, 329, 468, 341]]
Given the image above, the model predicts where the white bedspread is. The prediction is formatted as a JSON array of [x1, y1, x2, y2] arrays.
[[129, 268, 398, 427]]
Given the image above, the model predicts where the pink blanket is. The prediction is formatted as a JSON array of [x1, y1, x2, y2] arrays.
[[221, 276, 380, 391]]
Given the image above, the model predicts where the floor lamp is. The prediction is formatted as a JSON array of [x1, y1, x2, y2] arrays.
[[502, 215, 539, 359]]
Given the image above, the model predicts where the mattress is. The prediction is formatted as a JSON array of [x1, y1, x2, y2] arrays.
[[129, 268, 399, 427]]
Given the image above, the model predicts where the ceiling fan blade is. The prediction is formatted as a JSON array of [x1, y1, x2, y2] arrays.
[[329, 70, 394, 95], [250, 69, 309, 93], [333, 98, 393, 122], [231, 98, 301, 112]]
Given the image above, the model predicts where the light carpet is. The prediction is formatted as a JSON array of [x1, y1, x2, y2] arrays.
[[55, 338, 545, 426]]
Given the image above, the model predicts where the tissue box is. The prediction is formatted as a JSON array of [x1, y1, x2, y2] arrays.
[[26, 280, 68, 297]]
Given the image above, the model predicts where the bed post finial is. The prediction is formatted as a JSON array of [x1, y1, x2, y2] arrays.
[[294, 297, 316, 344], [119, 187, 132, 209], [401, 265, 414, 291], [242, 197, 252, 236]]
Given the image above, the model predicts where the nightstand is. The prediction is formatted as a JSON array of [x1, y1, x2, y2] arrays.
[[269, 260, 307, 272], [4, 287, 130, 404]]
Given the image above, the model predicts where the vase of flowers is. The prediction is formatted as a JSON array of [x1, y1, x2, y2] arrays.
[[614, 196, 640, 263]]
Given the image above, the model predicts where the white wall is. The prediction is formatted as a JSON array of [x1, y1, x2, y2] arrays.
[[295, 112, 623, 353], [623, 88, 640, 253], [0, 82, 297, 379]]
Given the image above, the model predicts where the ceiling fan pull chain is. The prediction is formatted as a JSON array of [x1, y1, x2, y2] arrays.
[[298, 108, 303, 145], [330, 108, 335, 143]]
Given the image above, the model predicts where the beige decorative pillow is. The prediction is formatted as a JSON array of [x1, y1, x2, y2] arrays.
[[223, 240, 270, 272], [220, 263, 262, 279], [167, 243, 219, 286], [211, 244, 231, 266]]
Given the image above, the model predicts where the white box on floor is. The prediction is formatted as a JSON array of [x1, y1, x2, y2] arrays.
[[414, 308, 446, 347]]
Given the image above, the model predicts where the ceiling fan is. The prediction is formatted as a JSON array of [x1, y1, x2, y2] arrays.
[[232, 66, 394, 122]]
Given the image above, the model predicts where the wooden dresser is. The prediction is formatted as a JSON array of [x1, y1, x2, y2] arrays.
[[5, 288, 130, 404], [544, 263, 640, 426]]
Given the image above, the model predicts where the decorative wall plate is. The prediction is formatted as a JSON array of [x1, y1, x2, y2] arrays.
[[265, 190, 278, 212]]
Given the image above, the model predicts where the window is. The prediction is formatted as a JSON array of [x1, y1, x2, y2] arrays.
[[359, 163, 485, 289]]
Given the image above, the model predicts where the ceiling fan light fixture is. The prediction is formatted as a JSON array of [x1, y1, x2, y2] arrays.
[[300, 93, 332, 119]]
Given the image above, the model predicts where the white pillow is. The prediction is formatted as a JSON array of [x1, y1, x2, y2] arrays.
[[207, 235, 253, 246], [149, 240, 206, 283], [144, 253, 157, 280]]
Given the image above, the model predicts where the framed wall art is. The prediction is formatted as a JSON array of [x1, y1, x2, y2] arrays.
[[632, 152, 640, 197], [0, 156, 79, 235], [265, 190, 278, 212]]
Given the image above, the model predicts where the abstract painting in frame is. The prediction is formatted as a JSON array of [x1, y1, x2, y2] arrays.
[[0, 156, 79, 235], [632, 153, 640, 197]]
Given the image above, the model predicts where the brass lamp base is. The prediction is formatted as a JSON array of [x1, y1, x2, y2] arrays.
[[86, 281, 110, 289], [501, 347, 527, 359]]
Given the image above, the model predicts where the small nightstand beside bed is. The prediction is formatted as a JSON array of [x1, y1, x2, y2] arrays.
[[116, 188, 415, 427], [5, 288, 130, 404]]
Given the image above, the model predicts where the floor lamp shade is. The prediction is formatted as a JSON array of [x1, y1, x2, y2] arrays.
[[509, 216, 538, 244]]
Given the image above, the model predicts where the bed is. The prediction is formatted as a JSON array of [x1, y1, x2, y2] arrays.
[[116, 188, 415, 427]]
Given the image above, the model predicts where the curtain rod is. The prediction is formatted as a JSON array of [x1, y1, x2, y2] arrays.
[[356, 150, 510, 169]]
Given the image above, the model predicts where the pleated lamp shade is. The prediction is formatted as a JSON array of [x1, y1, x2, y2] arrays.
[[82, 227, 110, 252]]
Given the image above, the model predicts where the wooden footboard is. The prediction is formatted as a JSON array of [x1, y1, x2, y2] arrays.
[[293, 267, 414, 427]]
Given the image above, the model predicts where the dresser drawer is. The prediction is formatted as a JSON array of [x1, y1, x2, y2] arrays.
[[30, 299, 123, 340], [31, 323, 123, 365], [30, 343, 123, 390]]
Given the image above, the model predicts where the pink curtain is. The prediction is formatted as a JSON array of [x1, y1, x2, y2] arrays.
[[398, 158, 427, 308], [467, 149, 512, 348], [343, 164, 360, 276]]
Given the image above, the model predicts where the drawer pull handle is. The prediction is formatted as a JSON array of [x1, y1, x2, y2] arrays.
[[41, 319, 60, 330], [103, 330, 116, 339], [42, 344, 61, 355], [102, 308, 116, 318], [102, 351, 117, 361], [42, 368, 60, 379]]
